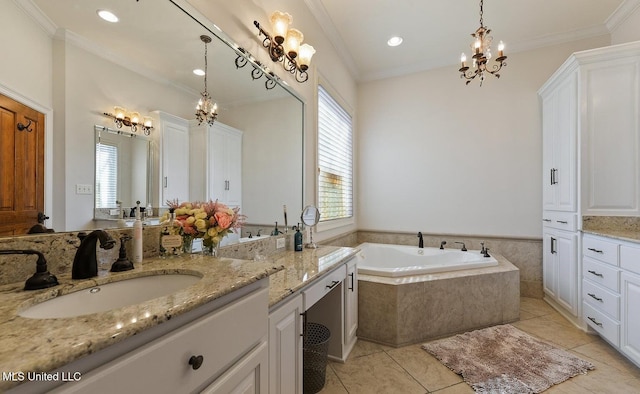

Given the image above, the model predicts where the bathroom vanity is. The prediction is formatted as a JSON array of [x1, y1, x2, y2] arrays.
[[0, 245, 358, 393]]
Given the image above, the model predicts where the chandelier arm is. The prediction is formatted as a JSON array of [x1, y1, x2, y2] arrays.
[[295, 69, 309, 83]]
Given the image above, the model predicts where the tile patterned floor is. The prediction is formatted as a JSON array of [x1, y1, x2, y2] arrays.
[[318, 297, 640, 393]]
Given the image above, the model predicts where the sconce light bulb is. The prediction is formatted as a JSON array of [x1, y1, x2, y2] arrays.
[[498, 41, 505, 51]]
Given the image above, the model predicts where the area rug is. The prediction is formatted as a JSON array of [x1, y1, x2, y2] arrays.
[[422, 324, 594, 393]]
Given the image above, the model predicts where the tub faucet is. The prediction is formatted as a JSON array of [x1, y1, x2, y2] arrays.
[[439, 241, 447, 250], [417, 232, 424, 248], [72, 230, 116, 279], [455, 242, 467, 251]]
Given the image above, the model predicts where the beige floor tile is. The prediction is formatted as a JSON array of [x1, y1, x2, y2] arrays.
[[512, 315, 596, 349], [519, 297, 556, 317], [544, 378, 597, 393], [345, 339, 391, 360], [572, 340, 640, 378], [318, 364, 348, 394], [331, 351, 426, 394], [386, 343, 463, 392], [519, 310, 536, 320], [568, 357, 640, 394], [430, 382, 475, 393]]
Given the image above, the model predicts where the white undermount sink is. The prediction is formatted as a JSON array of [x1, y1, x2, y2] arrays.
[[19, 274, 201, 319]]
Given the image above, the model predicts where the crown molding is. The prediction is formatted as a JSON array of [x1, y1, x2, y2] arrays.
[[606, 0, 640, 32], [13, 0, 57, 36]]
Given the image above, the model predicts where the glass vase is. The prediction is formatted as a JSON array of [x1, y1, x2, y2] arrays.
[[201, 239, 219, 257], [182, 235, 194, 254]]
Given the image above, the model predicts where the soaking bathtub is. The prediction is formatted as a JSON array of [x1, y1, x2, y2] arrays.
[[356, 242, 498, 277], [355, 242, 520, 347]]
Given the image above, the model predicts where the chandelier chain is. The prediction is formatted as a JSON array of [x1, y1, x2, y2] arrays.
[[479, 0, 484, 27], [203, 40, 208, 95]]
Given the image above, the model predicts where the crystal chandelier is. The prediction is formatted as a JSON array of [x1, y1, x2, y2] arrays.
[[196, 35, 218, 126], [459, 0, 507, 86]]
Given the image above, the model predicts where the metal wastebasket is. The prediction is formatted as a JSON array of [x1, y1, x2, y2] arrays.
[[303, 322, 331, 394]]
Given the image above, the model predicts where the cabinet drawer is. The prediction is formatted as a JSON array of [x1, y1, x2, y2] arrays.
[[583, 302, 620, 347], [583, 257, 620, 292], [303, 265, 347, 310], [582, 279, 620, 319], [542, 212, 577, 231], [56, 287, 268, 394], [620, 244, 640, 275], [583, 236, 619, 265]]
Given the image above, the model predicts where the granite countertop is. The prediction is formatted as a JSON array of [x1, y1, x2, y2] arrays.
[[0, 245, 358, 391], [582, 216, 640, 243]]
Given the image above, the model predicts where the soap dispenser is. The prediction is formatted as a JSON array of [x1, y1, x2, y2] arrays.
[[132, 201, 143, 263], [159, 207, 182, 258], [294, 224, 303, 252]]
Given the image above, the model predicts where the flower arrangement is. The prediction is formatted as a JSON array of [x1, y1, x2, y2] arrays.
[[163, 199, 245, 250]]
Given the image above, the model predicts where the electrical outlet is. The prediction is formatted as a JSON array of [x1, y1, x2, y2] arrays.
[[276, 237, 285, 249], [75, 184, 93, 195]]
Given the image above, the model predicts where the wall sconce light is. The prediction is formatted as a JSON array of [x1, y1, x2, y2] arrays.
[[253, 11, 315, 83], [103, 106, 153, 135]]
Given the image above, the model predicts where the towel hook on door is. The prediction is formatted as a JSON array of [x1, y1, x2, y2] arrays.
[[17, 119, 32, 132]]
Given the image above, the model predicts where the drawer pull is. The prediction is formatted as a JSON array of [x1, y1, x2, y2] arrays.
[[587, 316, 603, 328], [556, 220, 568, 224], [348, 273, 355, 291], [326, 280, 340, 290], [188, 355, 204, 370], [587, 293, 603, 302], [542, 219, 552, 222], [587, 247, 603, 254], [587, 270, 604, 278]]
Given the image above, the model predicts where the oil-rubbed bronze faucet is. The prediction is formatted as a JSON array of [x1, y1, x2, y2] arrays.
[[0, 249, 59, 290], [72, 230, 116, 279]]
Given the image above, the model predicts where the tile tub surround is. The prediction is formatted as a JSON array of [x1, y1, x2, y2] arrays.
[[322, 230, 542, 298], [357, 253, 520, 347], [0, 244, 357, 392]]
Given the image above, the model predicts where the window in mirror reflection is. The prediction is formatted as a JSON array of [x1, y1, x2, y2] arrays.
[[95, 142, 118, 208]]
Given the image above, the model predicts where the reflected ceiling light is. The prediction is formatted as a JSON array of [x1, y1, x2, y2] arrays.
[[97, 10, 119, 23], [458, 0, 507, 86], [253, 11, 315, 83], [103, 106, 153, 135], [387, 36, 403, 47], [195, 35, 218, 126], [193, 69, 205, 76]]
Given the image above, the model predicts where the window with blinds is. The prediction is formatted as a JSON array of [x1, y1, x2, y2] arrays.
[[318, 84, 353, 222], [95, 142, 118, 208]]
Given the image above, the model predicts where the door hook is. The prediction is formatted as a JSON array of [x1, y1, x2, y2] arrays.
[[17, 119, 33, 132]]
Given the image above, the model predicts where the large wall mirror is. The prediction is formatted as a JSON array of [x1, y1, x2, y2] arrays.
[[15, 0, 304, 235]]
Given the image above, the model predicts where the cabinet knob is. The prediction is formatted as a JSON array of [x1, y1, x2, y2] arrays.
[[188, 355, 204, 370]]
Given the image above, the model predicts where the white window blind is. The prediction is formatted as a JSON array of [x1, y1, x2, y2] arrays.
[[318, 84, 353, 222], [95, 142, 118, 208]]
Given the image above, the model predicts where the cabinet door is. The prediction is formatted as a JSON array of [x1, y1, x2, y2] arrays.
[[541, 73, 577, 212], [225, 130, 243, 207], [268, 294, 303, 394], [543, 228, 578, 316], [555, 230, 578, 315], [582, 58, 640, 215], [209, 124, 242, 207], [344, 258, 358, 351], [621, 271, 640, 366], [542, 229, 558, 298], [162, 120, 189, 203], [202, 341, 268, 394]]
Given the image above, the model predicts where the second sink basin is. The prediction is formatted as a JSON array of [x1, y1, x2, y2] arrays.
[[19, 274, 201, 319]]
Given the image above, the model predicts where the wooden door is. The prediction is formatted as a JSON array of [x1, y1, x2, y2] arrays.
[[0, 93, 45, 235]]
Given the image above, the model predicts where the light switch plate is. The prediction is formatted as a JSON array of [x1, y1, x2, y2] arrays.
[[75, 184, 93, 194], [276, 237, 285, 249]]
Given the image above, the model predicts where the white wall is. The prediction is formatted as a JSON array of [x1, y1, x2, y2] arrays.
[[357, 36, 610, 238]]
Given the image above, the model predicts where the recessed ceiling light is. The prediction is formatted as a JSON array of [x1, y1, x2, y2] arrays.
[[193, 69, 205, 76], [387, 36, 403, 47], [97, 10, 119, 23]]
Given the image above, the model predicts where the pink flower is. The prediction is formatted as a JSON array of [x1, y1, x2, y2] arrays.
[[214, 212, 233, 230]]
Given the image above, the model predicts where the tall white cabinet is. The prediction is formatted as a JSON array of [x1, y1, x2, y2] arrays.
[[189, 121, 243, 244], [539, 41, 640, 325], [152, 111, 190, 206]]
